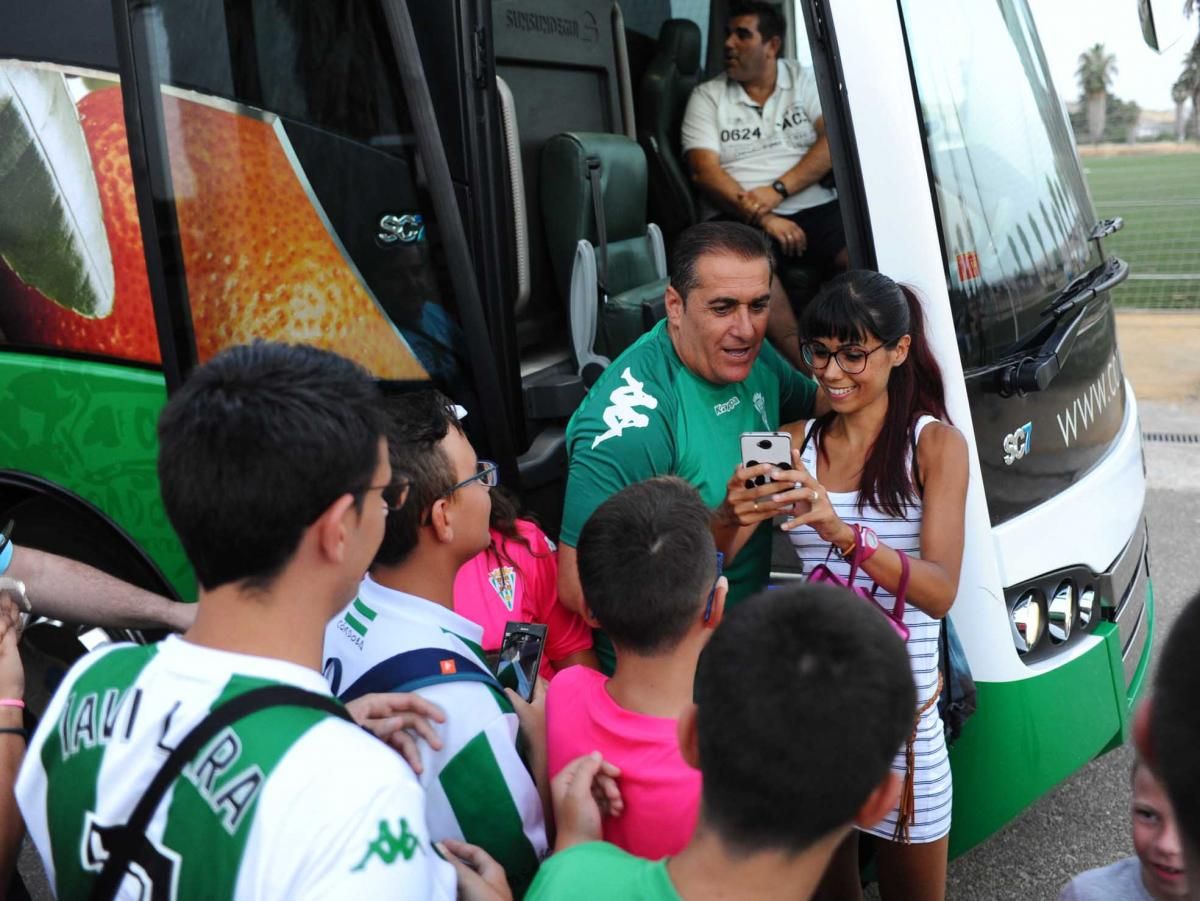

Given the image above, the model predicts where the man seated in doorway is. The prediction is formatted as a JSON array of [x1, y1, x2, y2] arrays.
[[682, 0, 848, 368], [556, 221, 827, 673]]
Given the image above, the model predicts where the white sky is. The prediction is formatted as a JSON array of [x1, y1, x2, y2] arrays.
[[1026, 0, 1194, 110]]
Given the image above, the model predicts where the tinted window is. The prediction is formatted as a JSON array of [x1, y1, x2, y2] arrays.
[[899, 0, 1100, 368], [129, 0, 473, 390]]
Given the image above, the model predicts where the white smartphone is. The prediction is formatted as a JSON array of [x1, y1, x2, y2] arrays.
[[740, 432, 794, 489]]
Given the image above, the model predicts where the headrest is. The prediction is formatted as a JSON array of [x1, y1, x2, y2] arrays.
[[541, 132, 648, 243], [657, 19, 701, 77]]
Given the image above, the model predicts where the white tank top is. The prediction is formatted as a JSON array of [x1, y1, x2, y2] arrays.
[[787, 414, 953, 843]]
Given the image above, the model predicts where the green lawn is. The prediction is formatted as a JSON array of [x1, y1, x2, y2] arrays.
[[1081, 152, 1200, 309]]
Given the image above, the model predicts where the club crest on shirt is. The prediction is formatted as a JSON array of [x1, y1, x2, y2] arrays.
[[592, 368, 659, 448], [753, 392, 769, 429], [488, 566, 517, 612]]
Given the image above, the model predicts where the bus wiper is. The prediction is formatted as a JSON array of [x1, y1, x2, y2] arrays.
[[998, 256, 1128, 395]]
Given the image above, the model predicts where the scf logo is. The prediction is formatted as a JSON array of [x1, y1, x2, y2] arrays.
[[1003, 422, 1033, 466]]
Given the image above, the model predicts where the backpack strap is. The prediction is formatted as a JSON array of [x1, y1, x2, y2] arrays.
[[338, 649, 503, 704], [89, 685, 350, 901]]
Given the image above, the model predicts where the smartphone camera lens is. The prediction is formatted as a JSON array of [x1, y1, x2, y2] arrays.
[[757, 439, 772, 449]]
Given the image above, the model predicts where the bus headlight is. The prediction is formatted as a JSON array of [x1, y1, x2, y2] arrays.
[[1048, 581, 1075, 644], [1079, 586, 1096, 627], [1011, 590, 1044, 654]]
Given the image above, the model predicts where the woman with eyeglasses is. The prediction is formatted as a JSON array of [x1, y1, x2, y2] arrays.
[[774, 270, 968, 901]]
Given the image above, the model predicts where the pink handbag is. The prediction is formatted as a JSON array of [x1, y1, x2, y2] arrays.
[[806, 527, 910, 641]]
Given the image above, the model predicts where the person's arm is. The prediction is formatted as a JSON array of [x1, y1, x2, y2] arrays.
[[739, 117, 833, 216], [9, 546, 195, 632], [779, 422, 969, 618], [506, 678, 551, 835], [0, 590, 26, 889], [685, 148, 754, 219]]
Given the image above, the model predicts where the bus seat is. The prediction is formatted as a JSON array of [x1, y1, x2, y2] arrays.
[[540, 132, 668, 384], [638, 19, 702, 243]]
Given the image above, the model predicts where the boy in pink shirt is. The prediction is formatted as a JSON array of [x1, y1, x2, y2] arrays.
[[454, 491, 595, 679], [546, 477, 727, 859]]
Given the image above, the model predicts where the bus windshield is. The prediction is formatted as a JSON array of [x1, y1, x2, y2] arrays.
[[899, 0, 1101, 369]]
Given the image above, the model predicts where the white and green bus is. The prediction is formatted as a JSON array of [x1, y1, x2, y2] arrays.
[[0, 0, 1156, 857]]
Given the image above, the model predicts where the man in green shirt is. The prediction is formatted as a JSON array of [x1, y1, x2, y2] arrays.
[[557, 222, 824, 662], [526, 583, 917, 900]]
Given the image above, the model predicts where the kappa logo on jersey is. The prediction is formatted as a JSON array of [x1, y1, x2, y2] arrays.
[[713, 396, 740, 416], [488, 565, 517, 612], [337, 597, 378, 650], [592, 368, 659, 448], [351, 817, 424, 873], [753, 392, 769, 429]]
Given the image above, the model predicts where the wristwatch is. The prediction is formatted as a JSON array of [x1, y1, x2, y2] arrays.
[[771, 179, 789, 199]]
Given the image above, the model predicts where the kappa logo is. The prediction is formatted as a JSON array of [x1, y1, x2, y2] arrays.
[[488, 565, 517, 612], [592, 368, 659, 448], [713, 396, 740, 416]]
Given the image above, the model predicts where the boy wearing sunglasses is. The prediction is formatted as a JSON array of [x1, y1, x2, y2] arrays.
[[545, 477, 727, 860], [321, 389, 547, 898]]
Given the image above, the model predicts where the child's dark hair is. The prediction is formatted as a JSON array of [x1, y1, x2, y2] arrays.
[[801, 270, 949, 517], [1151, 591, 1200, 856], [577, 477, 717, 654], [157, 341, 383, 591], [483, 487, 548, 573], [695, 584, 915, 854]]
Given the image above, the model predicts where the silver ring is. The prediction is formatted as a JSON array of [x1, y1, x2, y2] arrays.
[[811, 488, 820, 503], [753, 499, 759, 511]]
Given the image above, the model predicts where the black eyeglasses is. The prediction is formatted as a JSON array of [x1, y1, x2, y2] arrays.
[[443, 460, 499, 496], [801, 341, 890, 374]]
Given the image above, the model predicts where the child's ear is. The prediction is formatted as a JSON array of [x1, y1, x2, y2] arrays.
[[703, 577, 729, 629], [677, 704, 701, 770], [854, 770, 901, 831], [583, 608, 602, 629], [429, 498, 454, 544]]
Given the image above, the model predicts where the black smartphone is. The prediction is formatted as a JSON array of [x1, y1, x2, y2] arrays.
[[493, 622, 547, 702]]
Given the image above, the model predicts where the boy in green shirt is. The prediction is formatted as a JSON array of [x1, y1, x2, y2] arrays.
[[527, 582, 916, 901]]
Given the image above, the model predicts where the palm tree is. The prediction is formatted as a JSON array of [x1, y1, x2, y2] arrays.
[[1076, 43, 1118, 143], [1174, 79, 1191, 141]]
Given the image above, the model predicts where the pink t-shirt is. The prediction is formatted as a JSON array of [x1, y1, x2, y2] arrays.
[[546, 666, 700, 860], [453, 519, 592, 681]]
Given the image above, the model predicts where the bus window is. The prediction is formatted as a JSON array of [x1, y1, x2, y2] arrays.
[[121, 0, 474, 389], [898, 0, 1099, 369]]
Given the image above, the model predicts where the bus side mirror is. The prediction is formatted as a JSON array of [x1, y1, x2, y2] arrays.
[[1137, 0, 1191, 52]]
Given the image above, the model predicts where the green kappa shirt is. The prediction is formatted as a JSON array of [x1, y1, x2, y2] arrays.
[[526, 842, 682, 900], [562, 319, 816, 607]]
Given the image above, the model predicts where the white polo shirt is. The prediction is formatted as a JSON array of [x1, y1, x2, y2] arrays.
[[681, 59, 837, 216]]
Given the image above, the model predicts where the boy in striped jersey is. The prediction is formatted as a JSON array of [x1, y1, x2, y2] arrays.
[[323, 390, 549, 897], [14, 343, 501, 899], [528, 583, 917, 900]]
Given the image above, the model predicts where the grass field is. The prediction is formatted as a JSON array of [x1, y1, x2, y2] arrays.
[[1081, 151, 1200, 309]]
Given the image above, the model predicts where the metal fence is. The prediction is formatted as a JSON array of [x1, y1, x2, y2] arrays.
[[1083, 149, 1200, 309]]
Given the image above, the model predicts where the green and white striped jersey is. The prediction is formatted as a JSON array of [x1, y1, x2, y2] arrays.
[[324, 577, 548, 896], [16, 636, 456, 900]]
